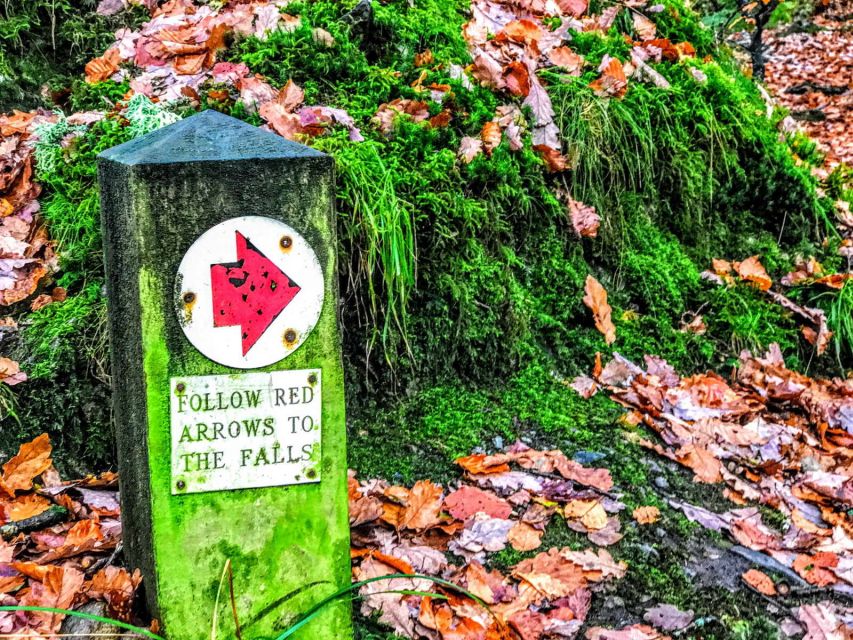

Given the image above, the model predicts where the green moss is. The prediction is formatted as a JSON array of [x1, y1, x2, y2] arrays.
[[704, 283, 802, 367]]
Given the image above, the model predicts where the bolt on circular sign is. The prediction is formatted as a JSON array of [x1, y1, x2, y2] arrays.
[[175, 216, 324, 369]]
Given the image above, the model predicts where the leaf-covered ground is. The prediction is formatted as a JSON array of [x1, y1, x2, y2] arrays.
[[764, 0, 853, 167]]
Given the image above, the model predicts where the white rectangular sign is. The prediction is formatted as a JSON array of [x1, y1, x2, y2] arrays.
[[170, 370, 322, 494]]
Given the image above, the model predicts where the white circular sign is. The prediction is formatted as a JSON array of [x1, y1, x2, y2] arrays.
[[175, 216, 324, 369]]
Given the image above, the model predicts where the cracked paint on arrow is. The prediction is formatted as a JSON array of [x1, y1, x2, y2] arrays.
[[211, 231, 300, 355]]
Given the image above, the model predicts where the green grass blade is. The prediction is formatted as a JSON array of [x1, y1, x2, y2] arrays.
[[272, 573, 494, 640], [0, 605, 165, 640]]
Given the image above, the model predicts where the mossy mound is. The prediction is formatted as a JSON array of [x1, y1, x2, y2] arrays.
[[3, 0, 847, 472]]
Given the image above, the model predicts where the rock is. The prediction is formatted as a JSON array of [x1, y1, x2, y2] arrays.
[[341, 0, 373, 34], [653, 476, 669, 490], [60, 602, 144, 638], [573, 450, 606, 465]]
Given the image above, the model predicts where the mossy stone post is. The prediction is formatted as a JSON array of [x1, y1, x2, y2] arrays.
[[97, 110, 351, 639]]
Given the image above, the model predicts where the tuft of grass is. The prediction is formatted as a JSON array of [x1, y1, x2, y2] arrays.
[[812, 280, 853, 366]]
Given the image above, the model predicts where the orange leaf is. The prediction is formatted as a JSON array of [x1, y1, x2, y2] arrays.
[[455, 453, 511, 475], [508, 522, 544, 552], [792, 552, 839, 587], [503, 61, 531, 97], [583, 275, 616, 345], [742, 569, 776, 595], [7, 493, 52, 521], [84, 48, 121, 84], [590, 57, 627, 98], [89, 566, 142, 621], [1, 433, 52, 495], [399, 480, 444, 530], [632, 505, 661, 524], [533, 145, 569, 173], [733, 255, 772, 291], [502, 19, 543, 48], [814, 273, 852, 289], [414, 49, 434, 67], [549, 47, 584, 74], [481, 121, 502, 155]]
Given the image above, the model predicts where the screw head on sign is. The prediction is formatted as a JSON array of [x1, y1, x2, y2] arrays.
[[176, 480, 186, 490], [306, 469, 317, 479], [308, 373, 318, 385], [175, 382, 186, 393], [284, 329, 297, 345], [280, 235, 293, 250], [182, 292, 196, 304]]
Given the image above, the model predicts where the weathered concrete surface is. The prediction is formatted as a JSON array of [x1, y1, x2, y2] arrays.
[[98, 110, 351, 640]]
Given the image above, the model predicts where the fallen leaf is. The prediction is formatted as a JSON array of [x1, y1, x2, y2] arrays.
[[482, 121, 503, 155], [445, 486, 513, 521], [569, 198, 600, 238], [632, 506, 661, 524], [1, 433, 52, 495], [742, 569, 776, 596], [583, 275, 616, 345], [399, 480, 444, 531], [0, 357, 26, 386], [508, 522, 544, 552], [733, 256, 772, 291], [643, 603, 693, 632], [590, 57, 628, 98], [793, 552, 839, 587]]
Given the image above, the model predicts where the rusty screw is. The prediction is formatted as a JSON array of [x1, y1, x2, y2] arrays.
[[175, 382, 186, 393], [306, 469, 317, 479], [284, 329, 297, 344], [280, 235, 293, 250], [308, 373, 318, 385], [176, 480, 186, 490], [182, 292, 196, 304]]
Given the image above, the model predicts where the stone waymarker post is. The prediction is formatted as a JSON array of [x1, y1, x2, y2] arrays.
[[98, 110, 351, 639]]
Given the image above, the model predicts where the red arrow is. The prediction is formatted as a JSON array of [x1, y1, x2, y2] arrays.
[[210, 231, 301, 355]]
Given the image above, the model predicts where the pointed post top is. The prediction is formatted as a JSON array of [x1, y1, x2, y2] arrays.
[[99, 109, 326, 166]]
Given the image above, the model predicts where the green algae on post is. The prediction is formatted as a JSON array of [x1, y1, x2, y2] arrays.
[[97, 110, 351, 640]]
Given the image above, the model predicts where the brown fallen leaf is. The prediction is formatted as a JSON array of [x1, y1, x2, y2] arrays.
[[455, 453, 512, 475], [482, 121, 503, 155], [503, 61, 531, 97], [549, 47, 584, 74], [632, 506, 661, 525], [569, 198, 600, 238], [88, 567, 143, 621], [583, 275, 616, 345], [1, 433, 52, 496], [508, 522, 544, 552], [590, 57, 628, 98], [792, 552, 839, 587], [85, 47, 121, 84], [445, 486, 512, 521], [399, 480, 444, 531], [512, 547, 588, 599], [533, 145, 569, 173], [0, 357, 26, 386], [414, 49, 434, 67], [742, 569, 776, 596], [586, 624, 665, 639], [733, 255, 772, 291]]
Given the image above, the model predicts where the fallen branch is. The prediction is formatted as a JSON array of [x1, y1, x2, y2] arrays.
[[0, 505, 68, 541]]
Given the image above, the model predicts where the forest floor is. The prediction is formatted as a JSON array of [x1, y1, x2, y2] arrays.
[[764, 0, 853, 167]]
